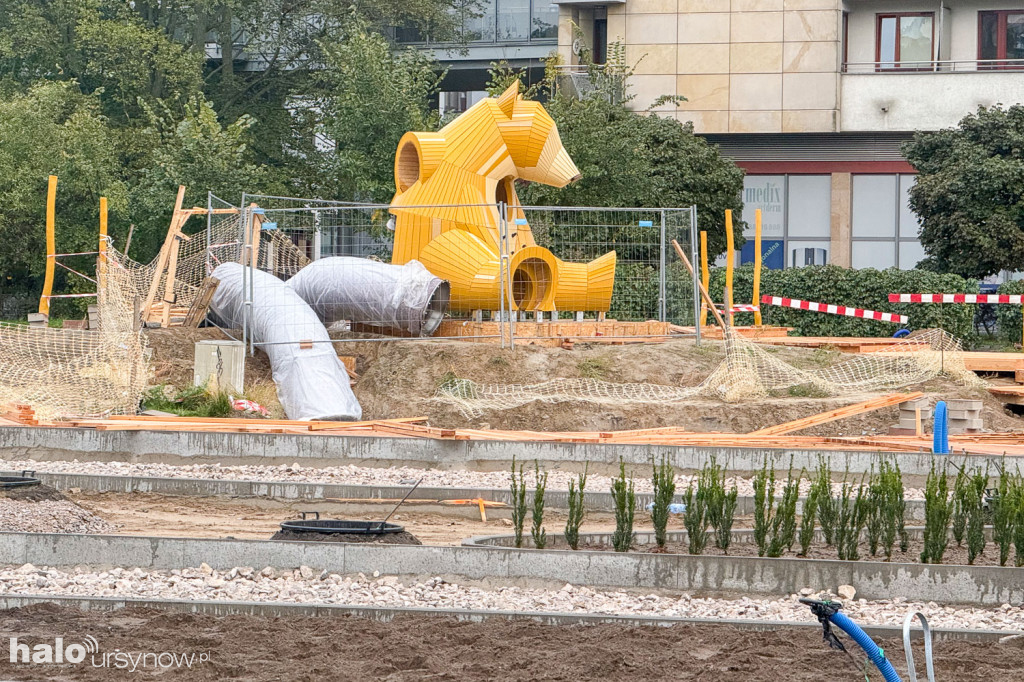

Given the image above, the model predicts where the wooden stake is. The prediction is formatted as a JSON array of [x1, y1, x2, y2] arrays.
[[725, 209, 735, 327], [142, 186, 187, 323], [123, 224, 135, 256], [699, 230, 709, 329], [752, 208, 762, 326], [915, 407, 923, 437], [672, 239, 726, 329], [38, 175, 57, 316]]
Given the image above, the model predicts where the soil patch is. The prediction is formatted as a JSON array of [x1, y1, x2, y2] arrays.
[[0, 484, 65, 502], [270, 528, 422, 545], [0, 604, 1019, 681], [144, 328, 1019, 434]]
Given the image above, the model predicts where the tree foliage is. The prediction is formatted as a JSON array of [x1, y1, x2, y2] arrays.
[[904, 105, 1024, 278]]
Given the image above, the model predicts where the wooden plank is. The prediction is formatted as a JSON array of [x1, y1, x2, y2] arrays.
[[748, 392, 923, 436], [962, 352, 1024, 373], [183, 277, 220, 328], [142, 187, 187, 322]]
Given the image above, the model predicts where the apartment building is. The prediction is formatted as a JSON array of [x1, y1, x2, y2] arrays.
[[552, 1, 1024, 270]]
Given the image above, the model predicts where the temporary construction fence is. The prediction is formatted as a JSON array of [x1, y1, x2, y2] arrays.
[[231, 195, 701, 351], [435, 328, 984, 416]]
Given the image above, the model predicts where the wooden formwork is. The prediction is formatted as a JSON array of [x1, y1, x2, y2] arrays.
[[434, 319, 670, 346]]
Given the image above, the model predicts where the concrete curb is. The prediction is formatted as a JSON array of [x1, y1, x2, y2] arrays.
[[13, 469, 931, 519], [0, 532, 1019, 606], [0, 594, 1012, 643], [0, 426, 995, 477]]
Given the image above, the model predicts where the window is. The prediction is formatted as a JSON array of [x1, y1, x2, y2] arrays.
[[852, 174, 922, 270], [396, 0, 556, 44], [497, 0, 529, 40], [876, 13, 934, 70], [979, 11, 1024, 68], [531, 0, 558, 39], [464, 0, 496, 41], [739, 175, 832, 269]]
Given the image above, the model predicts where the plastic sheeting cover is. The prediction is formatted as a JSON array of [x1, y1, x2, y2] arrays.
[[209, 263, 361, 421], [288, 257, 449, 337]]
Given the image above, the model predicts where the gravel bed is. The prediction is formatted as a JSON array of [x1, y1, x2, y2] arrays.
[[0, 500, 116, 534], [0, 563, 1018, 631], [0, 458, 926, 500]]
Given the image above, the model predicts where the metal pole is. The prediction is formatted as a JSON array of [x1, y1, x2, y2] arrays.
[[206, 191, 213, 276], [498, 202, 506, 349], [659, 210, 667, 323], [690, 205, 701, 347], [504, 203, 516, 349], [240, 192, 251, 355]]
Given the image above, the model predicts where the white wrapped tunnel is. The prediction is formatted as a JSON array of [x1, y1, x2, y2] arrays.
[[209, 263, 361, 421], [287, 257, 449, 336]]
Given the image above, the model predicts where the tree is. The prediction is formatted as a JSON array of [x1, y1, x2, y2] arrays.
[[125, 97, 283, 259], [904, 104, 1024, 278], [312, 26, 444, 201], [0, 81, 127, 307]]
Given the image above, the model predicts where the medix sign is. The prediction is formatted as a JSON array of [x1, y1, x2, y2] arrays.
[[743, 181, 783, 213], [9, 637, 87, 664]]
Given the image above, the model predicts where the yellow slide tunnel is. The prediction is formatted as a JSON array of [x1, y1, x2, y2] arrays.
[[417, 230, 615, 313]]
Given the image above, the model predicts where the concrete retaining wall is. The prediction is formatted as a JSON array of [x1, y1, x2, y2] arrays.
[[0, 594, 1007, 642], [1, 532, 1019, 607], [0, 426, 995, 477]]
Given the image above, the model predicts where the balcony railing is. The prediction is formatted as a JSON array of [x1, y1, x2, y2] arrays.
[[843, 58, 1024, 73]]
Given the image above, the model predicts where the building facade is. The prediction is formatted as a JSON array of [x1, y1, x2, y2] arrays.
[[552, 1, 1024, 270]]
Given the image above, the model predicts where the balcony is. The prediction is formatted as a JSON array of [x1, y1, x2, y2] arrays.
[[840, 59, 1024, 132]]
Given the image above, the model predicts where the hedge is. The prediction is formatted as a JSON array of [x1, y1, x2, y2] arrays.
[[698, 265, 978, 342], [996, 280, 1024, 345]]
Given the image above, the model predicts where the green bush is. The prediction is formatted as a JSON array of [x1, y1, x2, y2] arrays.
[[142, 384, 233, 418], [992, 463, 1018, 567], [531, 462, 549, 550], [610, 459, 636, 553], [510, 457, 527, 549], [564, 465, 588, 551], [921, 461, 952, 564], [701, 265, 978, 341], [651, 455, 676, 550], [996, 280, 1024, 345]]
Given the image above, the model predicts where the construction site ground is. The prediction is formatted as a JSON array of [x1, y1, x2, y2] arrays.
[[0, 605, 1019, 681], [65, 491, 626, 545], [146, 328, 1021, 436]]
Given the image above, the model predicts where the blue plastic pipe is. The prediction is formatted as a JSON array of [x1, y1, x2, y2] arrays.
[[933, 400, 949, 454], [830, 611, 902, 682]]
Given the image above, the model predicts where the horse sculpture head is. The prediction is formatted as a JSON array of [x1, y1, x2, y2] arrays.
[[389, 83, 614, 314]]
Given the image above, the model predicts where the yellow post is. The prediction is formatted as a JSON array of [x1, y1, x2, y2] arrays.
[[752, 208, 763, 326], [98, 197, 108, 289], [699, 231, 709, 328], [725, 209, 735, 326], [38, 175, 58, 316]]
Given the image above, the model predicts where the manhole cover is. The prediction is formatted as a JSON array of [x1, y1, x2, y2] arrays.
[[0, 471, 40, 489], [280, 512, 405, 535]]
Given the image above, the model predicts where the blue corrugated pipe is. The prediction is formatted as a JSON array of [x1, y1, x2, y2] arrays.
[[830, 611, 902, 682], [933, 400, 949, 454]]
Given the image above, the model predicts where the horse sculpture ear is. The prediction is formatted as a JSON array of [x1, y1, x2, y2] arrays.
[[496, 81, 520, 118]]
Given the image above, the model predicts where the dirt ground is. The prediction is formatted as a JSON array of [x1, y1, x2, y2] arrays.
[[0, 604, 1021, 681], [145, 327, 1021, 435], [67, 491, 625, 545]]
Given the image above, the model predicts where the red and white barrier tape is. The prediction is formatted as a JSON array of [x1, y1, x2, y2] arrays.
[[761, 295, 907, 324], [889, 293, 1024, 304], [703, 304, 760, 313]]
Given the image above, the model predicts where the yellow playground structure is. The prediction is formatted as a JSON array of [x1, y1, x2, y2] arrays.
[[389, 82, 616, 314]]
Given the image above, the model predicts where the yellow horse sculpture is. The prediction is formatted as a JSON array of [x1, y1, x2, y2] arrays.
[[389, 82, 616, 314]]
